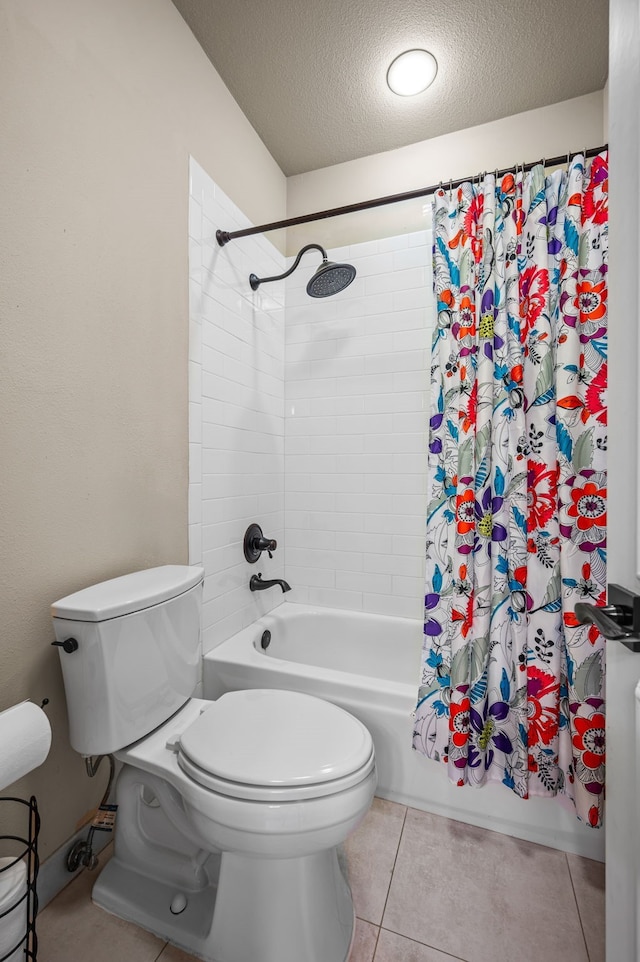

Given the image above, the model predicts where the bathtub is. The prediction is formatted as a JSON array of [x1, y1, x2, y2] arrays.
[[204, 602, 604, 861]]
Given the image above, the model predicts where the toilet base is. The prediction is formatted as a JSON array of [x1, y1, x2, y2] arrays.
[[92, 846, 355, 962]]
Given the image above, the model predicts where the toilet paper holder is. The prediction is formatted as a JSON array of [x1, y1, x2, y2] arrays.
[[0, 795, 40, 961]]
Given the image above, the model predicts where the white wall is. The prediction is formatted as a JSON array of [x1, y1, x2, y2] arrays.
[[0, 0, 286, 862], [284, 232, 432, 617], [286, 92, 604, 253], [189, 159, 287, 652]]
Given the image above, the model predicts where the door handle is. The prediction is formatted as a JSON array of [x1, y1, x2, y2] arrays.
[[574, 584, 640, 652]]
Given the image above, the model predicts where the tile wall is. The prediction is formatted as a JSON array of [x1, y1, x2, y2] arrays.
[[189, 159, 287, 653], [284, 233, 432, 619], [189, 159, 433, 640]]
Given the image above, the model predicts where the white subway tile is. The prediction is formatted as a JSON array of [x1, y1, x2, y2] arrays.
[[364, 514, 424, 537], [287, 415, 337, 436], [365, 351, 425, 375], [392, 534, 426, 556], [286, 435, 311, 455], [202, 494, 259, 525], [287, 491, 335, 512], [392, 575, 425, 598], [393, 288, 427, 312], [311, 395, 364, 416], [393, 329, 430, 352], [202, 610, 245, 653], [286, 547, 363, 571], [189, 402, 202, 443], [333, 493, 392, 514], [313, 435, 364, 455], [378, 234, 408, 253], [189, 361, 202, 404], [336, 373, 394, 397], [335, 414, 394, 435], [393, 247, 429, 270], [364, 474, 424, 495], [309, 511, 364, 532], [362, 593, 422, 619], [287, 529, 336, 551], [335, 531, 393, 554], [285, 565, 336, 589], [394, 453, 427, 474], [336, 570, 392, 594], [408, 230, 429, 248], [189, 524, 202, 565], [188, 483, 202, 525], [307, 587, 364, 610], [364, 552, 422, 577], [394, 412, 428, 433]]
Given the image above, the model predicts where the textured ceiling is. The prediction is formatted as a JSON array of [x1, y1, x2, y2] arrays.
[[171, 0, 608, 176]]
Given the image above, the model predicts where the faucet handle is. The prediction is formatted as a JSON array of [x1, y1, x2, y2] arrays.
[[244, 523, 277, 563], [255, 536, 277, 559]]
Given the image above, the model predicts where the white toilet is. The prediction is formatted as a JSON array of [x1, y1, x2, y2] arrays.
[[52, 565, 376, 962]]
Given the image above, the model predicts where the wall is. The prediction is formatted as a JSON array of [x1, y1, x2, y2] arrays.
[[284, 232, 431, 618], [0, 0, 285, 861], [286, 91, 605, 253], [188, 159, 286, 652]]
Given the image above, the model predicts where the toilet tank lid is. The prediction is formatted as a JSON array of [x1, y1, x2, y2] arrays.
[[51, 565, 204, 622]]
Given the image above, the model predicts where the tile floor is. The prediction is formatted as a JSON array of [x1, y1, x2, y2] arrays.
[[36, 798, 605, 962]]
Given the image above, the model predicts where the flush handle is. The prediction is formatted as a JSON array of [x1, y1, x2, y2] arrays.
[[51, 638, 79, 654]]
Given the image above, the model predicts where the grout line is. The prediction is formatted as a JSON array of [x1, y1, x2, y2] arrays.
[[565, 852, 592, 962], [377, 804, 409, 930], [377, 924, 469, 962]]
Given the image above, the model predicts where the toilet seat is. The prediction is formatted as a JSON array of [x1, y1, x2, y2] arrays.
[[177, 689, 375, 802]]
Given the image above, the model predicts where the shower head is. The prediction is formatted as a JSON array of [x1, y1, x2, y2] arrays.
[[249, 243, 356, 298], [306, 258, 357, 298]]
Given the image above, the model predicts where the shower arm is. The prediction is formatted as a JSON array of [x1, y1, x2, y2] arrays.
[[249, 243, 326, 290]]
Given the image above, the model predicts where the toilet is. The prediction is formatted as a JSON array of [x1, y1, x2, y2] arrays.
[[51, 565, 376, 962]]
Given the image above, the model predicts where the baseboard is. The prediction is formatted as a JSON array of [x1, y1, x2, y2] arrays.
[[37, 826, 112, 911]]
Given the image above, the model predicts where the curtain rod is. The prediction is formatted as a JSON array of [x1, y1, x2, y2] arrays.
[[216, 144, 608, 247]]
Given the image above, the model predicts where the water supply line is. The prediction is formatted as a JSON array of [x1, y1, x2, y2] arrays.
[[66, 754, 115, 872]]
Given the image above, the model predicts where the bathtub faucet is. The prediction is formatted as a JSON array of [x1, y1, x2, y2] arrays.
[[250, 573, 291, 593]]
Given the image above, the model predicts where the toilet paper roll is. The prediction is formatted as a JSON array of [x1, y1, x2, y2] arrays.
[[0, 857, 27, 961], [0, 702, 51, 794]]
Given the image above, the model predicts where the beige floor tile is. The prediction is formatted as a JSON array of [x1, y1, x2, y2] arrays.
[[567, 854, 605, 962], [348, 919, 379, 962], [375, 928, 464, 961], [344, 796, 407, 925], [37, 864, 165, 962], [382, 808, 589, 962]]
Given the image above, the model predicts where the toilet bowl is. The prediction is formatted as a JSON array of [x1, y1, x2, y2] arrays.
[[51, 567, 376, 962]]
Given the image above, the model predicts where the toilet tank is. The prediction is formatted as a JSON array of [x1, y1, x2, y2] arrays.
[[51, 566, 204, 756]]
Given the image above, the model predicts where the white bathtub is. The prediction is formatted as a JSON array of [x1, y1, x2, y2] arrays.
[[204, 602, 604, 861]]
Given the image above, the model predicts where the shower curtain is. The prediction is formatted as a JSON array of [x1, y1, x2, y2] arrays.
[[413, 152, 608, 827]]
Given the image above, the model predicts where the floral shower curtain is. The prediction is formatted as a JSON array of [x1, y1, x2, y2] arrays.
[[413, 152, 608, 827]]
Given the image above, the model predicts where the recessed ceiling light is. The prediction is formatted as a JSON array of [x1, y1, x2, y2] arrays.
[[386, 49, 438, 97]]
